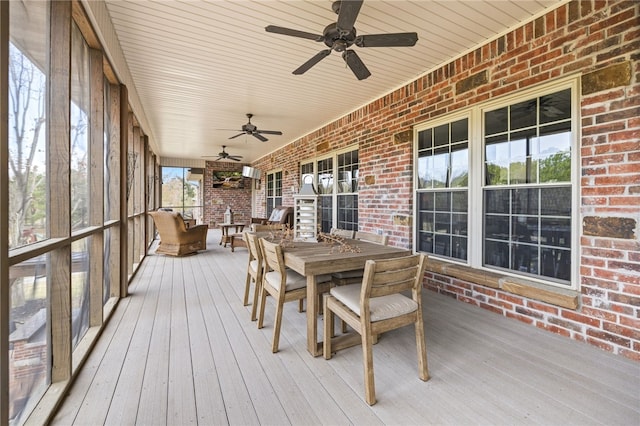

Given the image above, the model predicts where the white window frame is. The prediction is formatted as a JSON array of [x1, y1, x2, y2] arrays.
[[265, 169, 283, 218], [414, 76, 580, 290], [300, 144, 358, 232]]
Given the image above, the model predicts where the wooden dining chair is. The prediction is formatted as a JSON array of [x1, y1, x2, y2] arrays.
[[323, 254, 429, 405], [258, 238, 331, 352], [332, 230, 389, 287], [354, 230, 389, 245], [330, 227, 355, 239], [243, 232, 264, 321]]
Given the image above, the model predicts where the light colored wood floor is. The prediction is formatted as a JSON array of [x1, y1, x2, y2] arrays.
[[52, 230, 640, 425]]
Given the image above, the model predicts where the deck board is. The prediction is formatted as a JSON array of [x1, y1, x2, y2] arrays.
[[52, 230, 640, 425]]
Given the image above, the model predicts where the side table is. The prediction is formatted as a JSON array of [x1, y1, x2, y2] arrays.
[[219, 223, 245, 248]]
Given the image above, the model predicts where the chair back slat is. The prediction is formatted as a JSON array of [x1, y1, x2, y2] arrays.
[[245, 232, 262, 264], [361, 255, 427, 300], [331, 228, 355, 239], [259, 238, 286, 275], [355, 231, 388, 245]]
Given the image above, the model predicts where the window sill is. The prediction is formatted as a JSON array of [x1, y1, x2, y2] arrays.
[[425, 257, 579, 310]]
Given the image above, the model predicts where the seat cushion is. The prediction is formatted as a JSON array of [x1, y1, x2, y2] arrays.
[[249, 259, 259, 274], [331, 269, 364, 280], [316, 273, 332, 284], [330, 284, 418, 322], [265, 269, 307, 291]]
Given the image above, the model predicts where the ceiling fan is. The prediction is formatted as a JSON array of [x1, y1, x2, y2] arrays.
[[223, 113, 283, 142], [202, 146, 243, 162], [265, 0, 418, 80]]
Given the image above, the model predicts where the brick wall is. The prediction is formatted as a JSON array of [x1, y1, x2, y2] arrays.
[[246, 0, 639, 360], [203, 160, 252, 227]]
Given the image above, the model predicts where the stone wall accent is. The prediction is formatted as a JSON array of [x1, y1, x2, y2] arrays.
[[582, 61, 632, 95], [242, 0, 639, 360], [455, 70, 488, 94], [583, 216, 636, 239]]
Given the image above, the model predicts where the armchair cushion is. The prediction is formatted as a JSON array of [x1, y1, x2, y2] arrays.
[[148, 210, 208, 256], [267, 206, 293, 227]]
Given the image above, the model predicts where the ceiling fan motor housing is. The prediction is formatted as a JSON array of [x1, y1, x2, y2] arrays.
[[323, 23, 356, 51]]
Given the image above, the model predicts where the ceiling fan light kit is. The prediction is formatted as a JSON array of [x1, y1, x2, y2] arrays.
[[265, 0, 418, 80]]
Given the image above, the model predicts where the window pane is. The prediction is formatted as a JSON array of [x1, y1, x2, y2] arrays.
[[485, 107, 508, 135], [104, 79, 113, 220], [452, 213, 467, 234], [433, 124, 449, 147], [540, 187, 571, 216], [8, 7, 49, 249], [484, 240, 509, 268], [512, 243, 539, 274], [72, 238, 91, 352], [541, 217, 571, 248], [451, 191, 467, 212], [485, 136, 509, 185], [71, 23, 91, 231], [485, 189, 509, 214], [513, 216, 538, 243], [432, 149, 449, 188], [103, 228, 112, 304], [510, 99, 537, 130], [451, 118, 468, 143], [9, 255, 51, 424], [539, 125, 571, 183], [337, 194, 358, 231], [513, 188, 539, 215], [540, 89, 571, 123], [485, 215, 510, 240], [418, 128, 432, 150], [450, 145, 468, 187], [541, 248, 571, 280]]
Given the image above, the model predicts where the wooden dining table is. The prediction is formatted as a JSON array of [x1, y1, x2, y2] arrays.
[[283, 239, 411, 356]]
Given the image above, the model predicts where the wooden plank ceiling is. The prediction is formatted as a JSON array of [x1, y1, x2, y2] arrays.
[[103, 0, 562, 163]]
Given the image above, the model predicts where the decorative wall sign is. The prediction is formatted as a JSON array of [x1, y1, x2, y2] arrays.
[[212, 171, 244, 189]]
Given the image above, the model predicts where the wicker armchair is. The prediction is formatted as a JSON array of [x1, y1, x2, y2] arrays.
[[148, 210, 208, 256]]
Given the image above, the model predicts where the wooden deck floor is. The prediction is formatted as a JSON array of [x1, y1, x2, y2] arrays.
[[52, 230, 640, 425]]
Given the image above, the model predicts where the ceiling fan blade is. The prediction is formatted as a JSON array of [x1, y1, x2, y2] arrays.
[[228, 133, 244, 139], [336, 0, 363, 33], [229, 156, 242, 161], [257, 130, 283, 135], [293, 49, 331, 75], [355, 32, 418, 48], [265, 25, 323, 42], [342, 50, 371, 80], [213, 156, 224, 161], [252, 133, 268, 142]]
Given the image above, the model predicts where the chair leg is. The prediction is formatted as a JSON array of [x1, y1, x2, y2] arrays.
[[250, 277, 260, 321], [323, 296, 333, 359], [362, 330, 376, 405], [298, 298, 304, 312], [257, 284, 268, 329], [415, 317, 430, 381], [272, 298, 285, 353], [243, 273, 251, 306]]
